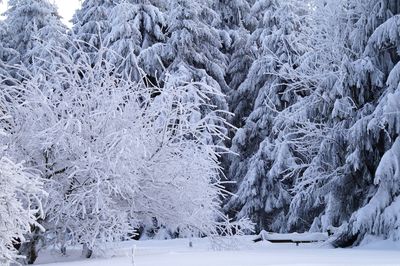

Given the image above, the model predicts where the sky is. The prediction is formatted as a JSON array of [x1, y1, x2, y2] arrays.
[[0, 0, 82, 26]]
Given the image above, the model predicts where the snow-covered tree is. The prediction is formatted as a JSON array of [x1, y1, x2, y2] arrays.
[[229, 0, 305, 127], [0, 21, 20, 79], [4, 0, 67, 73], [279, 0, 400, 244], [138, 0, 231, 152], [0, 156, 43, 266], [226, 0, 308, 231], [0, 2, 44, 261], [143, 0, 229, 96], [280, 0, 361, 232], [2, 43, 251, 261], [71, 0, 118, 64], [212, 0, 255, 147], [224, 29, 254, 104], [105, 0, 165, 82], [333, 3, 400, 246], [215, 0, 254, 30]]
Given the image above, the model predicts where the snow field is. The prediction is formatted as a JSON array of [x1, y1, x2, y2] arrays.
[[36, 237, 400, 266]]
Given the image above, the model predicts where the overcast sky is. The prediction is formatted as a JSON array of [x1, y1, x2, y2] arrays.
[[0, 0, 82, 26]]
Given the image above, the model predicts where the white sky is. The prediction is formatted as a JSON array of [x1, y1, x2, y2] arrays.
[[0, 0, 82, 26]]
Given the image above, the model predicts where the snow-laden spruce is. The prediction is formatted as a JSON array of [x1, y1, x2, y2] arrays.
[[105, 0, 165, 82], [215, 0, 254, 115], [71, 0, 117, 64], [277, 0, 400, 245], [226, 0, 307, 232], [218, 0, 255, 126], [225, 28, 254, 111], [334, 9, 400, 246], [4, 0, 67, 74], [138, 0, 231, 151], [143, 0, 229, 95], [215, 0, 254, 31], [282, 0, 364, 232], [0, 21, 19, 79]]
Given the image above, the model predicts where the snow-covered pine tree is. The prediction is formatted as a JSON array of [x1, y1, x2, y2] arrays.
[[213, 0, 255, 127], [0, 21, 19, 79], [224, 28, 254, 110], [285, 0, 400, 244], [143, 0, 229, 97], [4, 0, 67, 73], [71, 0, 118, 64], [138, 0, 231, 152], [282, 0, 364, 233], [228, 0, 302, 128], [205, 0, 254, 177], [215, 0, 254, 31], [226, 0, 307, 232], [105, 0, 165, 82], [332, 1, 400, 246]]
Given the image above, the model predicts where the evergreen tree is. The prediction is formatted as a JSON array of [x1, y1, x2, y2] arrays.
[[71, 0, 118, 64], [144, 0, 228, 95], [226, 0, 307, 231], [0, 21, 19, 79], [139, 0, 230, 148], [225, 28, 254, 104], [333, 1, 400, 246], [105, 0, 165, 82], [214, 0, 255, 126], [284, 0, 363, 232], [282, 0, 400, 245], [215, 0, 254, 30], [4, 0, 67, 72]]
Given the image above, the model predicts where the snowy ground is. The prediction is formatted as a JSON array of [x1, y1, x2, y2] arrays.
[[35, 236, 400, 266]]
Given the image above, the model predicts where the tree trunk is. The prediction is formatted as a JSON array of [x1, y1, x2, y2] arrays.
[[82, 243, 93, 258], [60, 245, 67, 256], [19, 231, 40, 264]]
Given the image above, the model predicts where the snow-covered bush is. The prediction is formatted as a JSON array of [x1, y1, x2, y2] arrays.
[[0, 155, 43, 265], [1, 42, 251, 261]]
